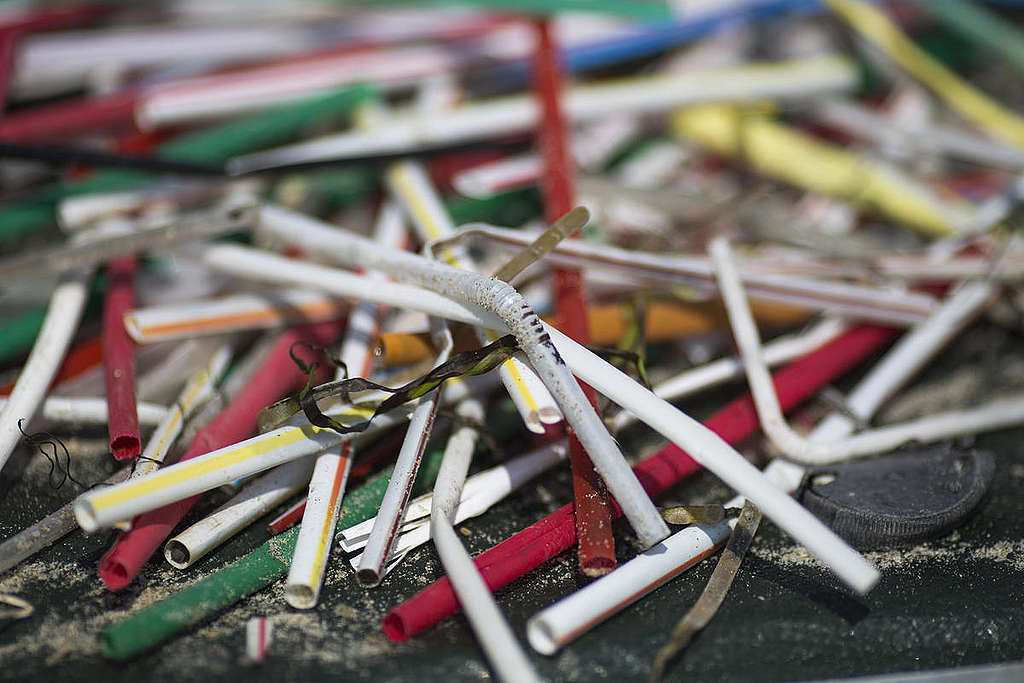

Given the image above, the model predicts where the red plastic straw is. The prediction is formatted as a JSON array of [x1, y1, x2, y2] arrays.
[[98, 321, 345, 590], [0, 88, 141, 142], [382, 324, 897, 641], [531, 18, 615, 577], [103, 256, 140, 461]]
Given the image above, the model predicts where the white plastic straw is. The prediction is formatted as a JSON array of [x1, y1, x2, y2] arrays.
[[229, 56, 858, 173], [0, 269, 92, 475], [356, 321, 451, 587], [387, 161, 561, 434], [428, 397, 541, 682], [255, 204, 669, 550], [0, 396, 168, 427], [526, 520, 733, 655], [610, 317, 847, 431], [206, 225, 875, 591], [710, 237, 1009, 464], [165, 457, 314, 569]]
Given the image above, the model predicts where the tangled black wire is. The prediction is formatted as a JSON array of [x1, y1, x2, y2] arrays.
[[17, 419, 86, 490]]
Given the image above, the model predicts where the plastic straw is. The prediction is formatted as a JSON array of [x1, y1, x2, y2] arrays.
[[165, 458, 315, 570], [531, 17, 615, 578], [124, 289, 348, 344], [0, 269, 93, 476], [382, 323, 895, 641], [0, 396, 167, 426], [101, 449, 445, 660], [228, 56, 857, 173], [93, 321, 344, 591], [103, 256, 140, 460]]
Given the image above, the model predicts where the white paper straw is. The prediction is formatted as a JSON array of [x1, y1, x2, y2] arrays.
[[527, 520, 733, 655], [610, 317, 848, 431], [0, 396, 168, 427], [165, 457, 314, 569], [285, 202, 404, 609], [229, 56, 858, 173], [200, 238, 877, 590], [0, 269, 92, 475]]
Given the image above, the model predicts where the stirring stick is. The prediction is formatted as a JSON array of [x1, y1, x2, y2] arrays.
[[531, 17, 615, 578]]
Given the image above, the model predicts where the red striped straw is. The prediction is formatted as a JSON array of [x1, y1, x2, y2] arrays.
[[531, 18, 615, 577], [103, 256, 140, 461], [381, 324, 896, 641], [98, 320, 345, 590]]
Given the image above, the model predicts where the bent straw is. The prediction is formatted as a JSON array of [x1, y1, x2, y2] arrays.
[[382, 324, 895, 641], [94, 321, 344, 591], [229, 56, 857, 173], [103, 255, 141, 460], [286, 201, 404, 608], [124, 289, 348, 344], [532, 17, 615, 578], [256, 204, 668, 550], [165, 457, 315, 570], [611, 317, 847, 432], [0, 268, 93, 476], [101, 448, 446, 660], [429, 223, 937, 325], [225, 218, 875, 589], [710, 237, 1011, 464], [429, 395, 541, 682], [387, 159, 561, 434]]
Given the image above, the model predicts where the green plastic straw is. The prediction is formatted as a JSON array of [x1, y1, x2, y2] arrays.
[[922, 1, 1024, 80], [0, 84, 375, 245], [101, 446, 444, 660], [342, 0, 672, 21]]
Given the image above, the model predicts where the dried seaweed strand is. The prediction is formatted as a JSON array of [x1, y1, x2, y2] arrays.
[[651, 501, 762, 683]]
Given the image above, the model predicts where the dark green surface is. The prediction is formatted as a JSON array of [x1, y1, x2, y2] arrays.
[[2, 325, 1024, 681]]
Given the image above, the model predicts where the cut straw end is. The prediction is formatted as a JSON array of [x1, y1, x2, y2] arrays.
[[73, 500, 101, 534], [110, 434, 140, 461], [164, 540, 191, 569], [285, 583, 318, 610]]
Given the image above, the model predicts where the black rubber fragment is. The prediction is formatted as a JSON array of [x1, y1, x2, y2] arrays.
[[797, 444, 995, 549]]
